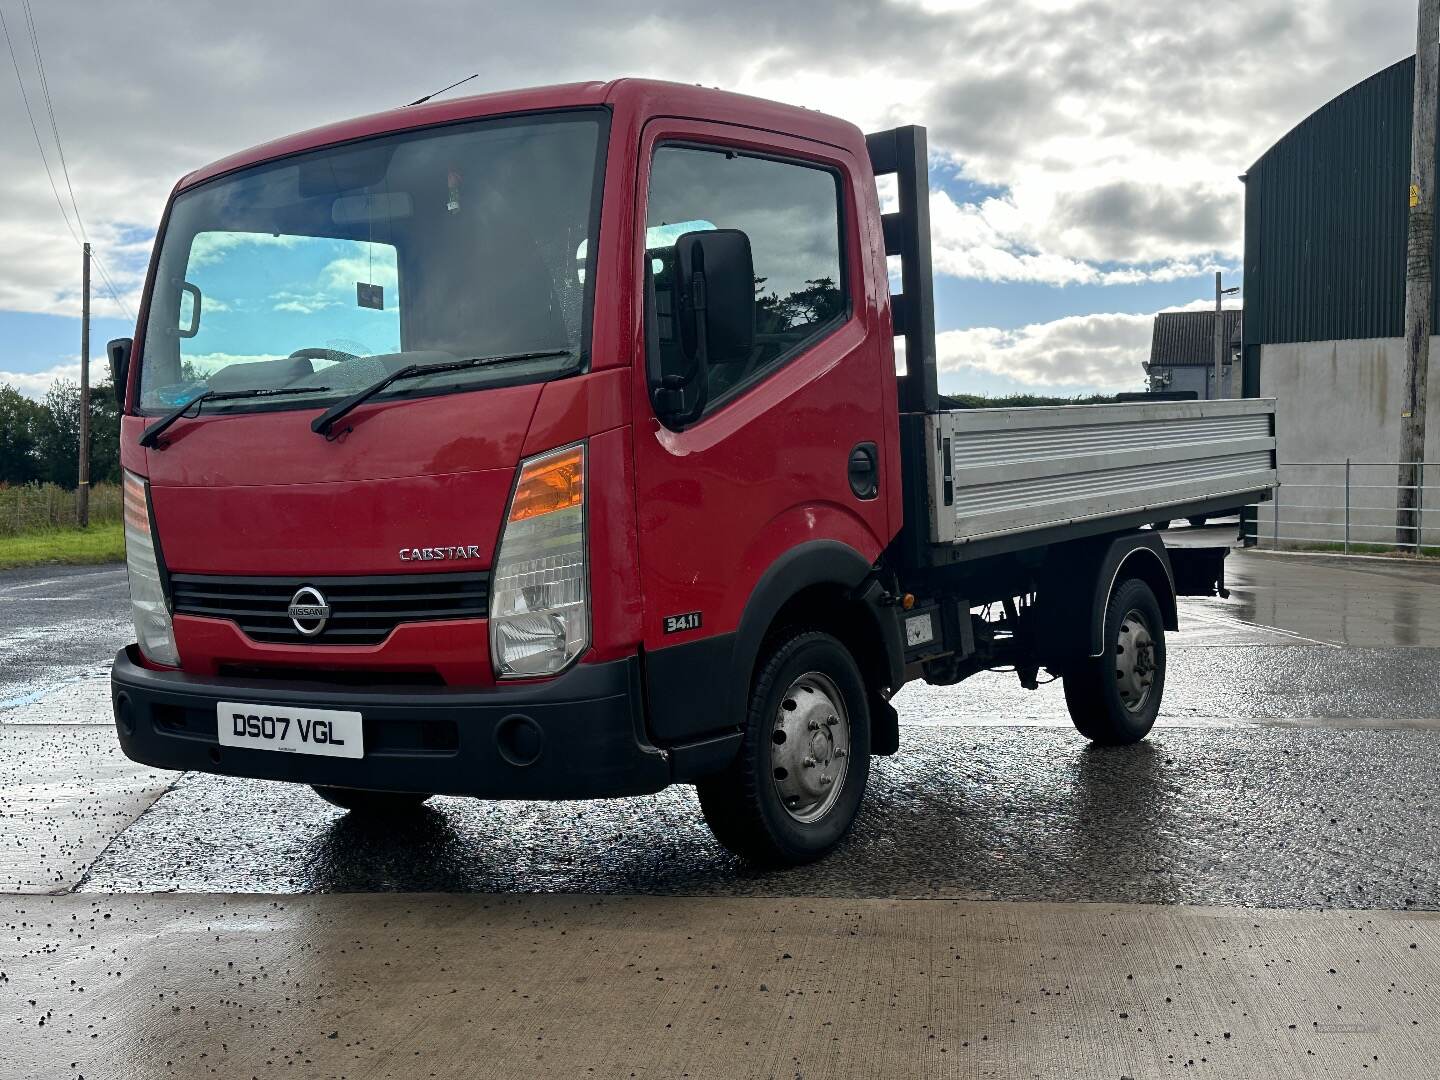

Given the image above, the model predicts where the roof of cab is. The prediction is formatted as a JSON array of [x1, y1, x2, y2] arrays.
[[177, 78, 865, 192]]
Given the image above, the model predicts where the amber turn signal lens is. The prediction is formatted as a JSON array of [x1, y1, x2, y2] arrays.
[[122, 469, 151, 534], [508, 445, 585, 522]]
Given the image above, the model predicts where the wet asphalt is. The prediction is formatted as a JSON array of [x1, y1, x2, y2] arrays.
[[4, 546, 1440, 910], [0, 564, 127, 706]]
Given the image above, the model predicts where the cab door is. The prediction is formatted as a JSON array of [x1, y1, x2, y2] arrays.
[[630, 119, 891, 744]]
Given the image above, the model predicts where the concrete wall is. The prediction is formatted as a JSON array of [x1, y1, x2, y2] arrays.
[[1256, 338, 1440, 549]]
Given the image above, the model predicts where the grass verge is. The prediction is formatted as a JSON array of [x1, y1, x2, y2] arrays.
[[0, 524, 125, 570]]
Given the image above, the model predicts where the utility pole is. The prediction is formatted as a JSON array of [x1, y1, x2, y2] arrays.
[[77, 242, 90, 528], [1213, 271, 1240, 400], [1214, 271, 1224, 398], [1400, 0, 1439, 547]]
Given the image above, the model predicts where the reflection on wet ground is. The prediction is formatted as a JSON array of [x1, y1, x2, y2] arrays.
[[78, 720, 1440, 910], [6, 551, 1440, 911], [1225, 551, 1440, 647]]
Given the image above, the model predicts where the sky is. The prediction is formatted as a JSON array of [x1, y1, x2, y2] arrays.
[[0, 0, 1421, 400]]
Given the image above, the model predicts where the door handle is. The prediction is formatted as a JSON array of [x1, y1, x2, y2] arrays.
[[848, 442, 879, 500]]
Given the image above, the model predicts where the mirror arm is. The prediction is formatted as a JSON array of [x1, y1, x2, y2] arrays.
[[654, 262, 711, 427], [682, 266, 710, 422]]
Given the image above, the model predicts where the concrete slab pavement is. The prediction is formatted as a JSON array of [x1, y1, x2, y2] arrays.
[[5, 892, 1440, 1080], [0, 725, 171, 894]]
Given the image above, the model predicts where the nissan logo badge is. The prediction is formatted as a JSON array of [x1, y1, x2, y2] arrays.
[[287, 585, 331, 637]]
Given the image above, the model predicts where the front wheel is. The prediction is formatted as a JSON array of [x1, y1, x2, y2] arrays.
[[1062, 577, 1166, 745], [696, 630, 871, 866], [312, 786, 433, 814]]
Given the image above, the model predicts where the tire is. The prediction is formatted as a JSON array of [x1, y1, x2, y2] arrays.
[[311, 786, 433, 813], [1186, 515, 1208, 528], [1150, 519, 1171, 531], [1062, 577, 1166, 745], [696, 630, 871, 866]]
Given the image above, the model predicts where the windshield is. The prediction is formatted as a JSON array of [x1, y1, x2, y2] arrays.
[[138, 111, 606, 414]]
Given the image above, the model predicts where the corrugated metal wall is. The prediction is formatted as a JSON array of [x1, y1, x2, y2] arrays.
[[1243, 56, 1423, 364]]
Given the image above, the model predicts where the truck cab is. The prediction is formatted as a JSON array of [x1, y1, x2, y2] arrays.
[[110, 79, 1275, 865]]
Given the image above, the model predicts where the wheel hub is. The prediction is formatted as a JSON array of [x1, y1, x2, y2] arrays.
[[769, 671, 851, 823], [1115, 608, 1156, 712]]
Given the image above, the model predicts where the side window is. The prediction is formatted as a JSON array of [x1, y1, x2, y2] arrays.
[[645, 145, 846, 412]]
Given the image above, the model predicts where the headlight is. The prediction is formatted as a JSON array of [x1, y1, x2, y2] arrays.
[[123, 470, 179, 667], [489, 443, 590, 678]]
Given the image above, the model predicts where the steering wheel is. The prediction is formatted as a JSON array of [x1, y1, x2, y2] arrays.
[[288, 347, 360, 364]]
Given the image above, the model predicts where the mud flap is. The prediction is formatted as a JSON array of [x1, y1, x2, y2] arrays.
[[870, 691, 899, 756]]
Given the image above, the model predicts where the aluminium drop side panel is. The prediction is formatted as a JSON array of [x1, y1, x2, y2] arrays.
[[927, 398, 1277, 547]]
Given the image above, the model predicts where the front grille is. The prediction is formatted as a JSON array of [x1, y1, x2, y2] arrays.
[[171, 572, 490, 646]]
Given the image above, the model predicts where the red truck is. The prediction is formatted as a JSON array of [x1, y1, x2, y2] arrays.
[[109, 79, 1276, 865]]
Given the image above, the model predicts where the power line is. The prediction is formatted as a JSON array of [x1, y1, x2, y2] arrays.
[[0, 3, 77, 244], [91, 250, 135, 325], [21, 0, 84, 243], [1, 2, 134, 325]]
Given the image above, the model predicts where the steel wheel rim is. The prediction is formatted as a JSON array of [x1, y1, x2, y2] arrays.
[[1115, 607, 1157, 712], [769, 670, 851, 823]]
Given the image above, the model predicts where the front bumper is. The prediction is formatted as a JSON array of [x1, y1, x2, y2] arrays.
[[111, 646, 671, 799]]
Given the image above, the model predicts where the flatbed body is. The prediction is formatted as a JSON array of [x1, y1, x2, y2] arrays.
[[920, 397, 1276, 562]]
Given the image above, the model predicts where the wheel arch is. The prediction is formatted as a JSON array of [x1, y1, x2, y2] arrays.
[[1097, 542, 1178, 655], [1035, 531, 1178, 665], [733, 541, 904, 756]]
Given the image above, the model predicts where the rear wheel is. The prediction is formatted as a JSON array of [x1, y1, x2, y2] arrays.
[[696, 630, 871, 866], [1062, 577, 1166, 745], [1186, 515, 1208, 528], [312, 786, 433, 813]]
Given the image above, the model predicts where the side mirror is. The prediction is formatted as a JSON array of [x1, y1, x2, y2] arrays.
[[655, 229, 755, 426], [675, 229, 755, 364], [177, 282, 202, 338], [106, 338, 132, 407]]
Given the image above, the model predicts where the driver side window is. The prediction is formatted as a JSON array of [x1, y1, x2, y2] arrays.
[[644, 145, 847, 413]]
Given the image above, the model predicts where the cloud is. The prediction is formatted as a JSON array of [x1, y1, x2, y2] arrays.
[[270, 291, 341, 315], [939, 313, 1154, 393], [937, 298, 1238, 394], [1051, 182, 1234, 264], [928, 189, 1229, 286], [188, 231, 302, 268], [0, 362, 82, 399], [320, 254, 399, 293], [0, 0, 1414, 389]]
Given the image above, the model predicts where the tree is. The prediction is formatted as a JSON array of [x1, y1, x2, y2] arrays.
[[32, 379, 81, 487], [0, 385, 42, 484], [89, 377, 122, 486], [755, 276, 843, 333]]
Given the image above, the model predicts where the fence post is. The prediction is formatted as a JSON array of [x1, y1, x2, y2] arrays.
[[1420, 461, 1427, 553], [1344, 459, 1351, 555], [1274, 477, 1281, 549]]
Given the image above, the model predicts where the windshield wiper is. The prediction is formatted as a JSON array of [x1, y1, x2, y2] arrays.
[[310, 350, 572, 438], [140, 386, 333, 449]]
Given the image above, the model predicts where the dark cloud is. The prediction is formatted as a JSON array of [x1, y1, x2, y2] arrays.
[[1053, 181, 1233, 261]]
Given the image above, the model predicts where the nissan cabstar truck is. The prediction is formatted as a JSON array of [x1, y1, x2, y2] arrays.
[[109, 79, 1277, 865]]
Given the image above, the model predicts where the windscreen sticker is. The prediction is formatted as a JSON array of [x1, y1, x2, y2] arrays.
[[447, 167, 462, 214]]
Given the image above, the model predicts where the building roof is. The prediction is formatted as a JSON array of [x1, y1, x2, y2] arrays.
[[1150, 310, 1242, 367]]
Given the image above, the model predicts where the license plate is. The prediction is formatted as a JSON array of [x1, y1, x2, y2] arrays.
[[216, 701, 363, 759]]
